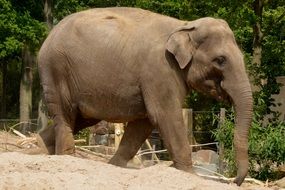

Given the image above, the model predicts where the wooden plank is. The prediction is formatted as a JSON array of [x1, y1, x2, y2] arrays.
[[219, 108, 226, 174], [182, 109, 194, 147]]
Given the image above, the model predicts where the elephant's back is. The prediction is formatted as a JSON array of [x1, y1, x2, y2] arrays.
[[60, 7, 181, 28], [47, 7, 183, 50]]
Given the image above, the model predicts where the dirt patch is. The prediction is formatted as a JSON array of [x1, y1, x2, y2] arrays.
[[0, 131, 280, 190]]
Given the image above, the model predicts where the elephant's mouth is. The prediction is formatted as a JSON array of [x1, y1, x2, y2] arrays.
[[190, 79, 232, 104], [199, 79, 229, 102], [210, 88, 232, 103]]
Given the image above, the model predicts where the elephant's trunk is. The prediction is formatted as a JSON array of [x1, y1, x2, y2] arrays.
[[222, 75, 253, 186]]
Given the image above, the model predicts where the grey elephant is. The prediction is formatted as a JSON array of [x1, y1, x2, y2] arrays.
[[38, 7, 253, 186]]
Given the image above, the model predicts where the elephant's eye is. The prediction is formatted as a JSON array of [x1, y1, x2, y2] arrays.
[[213, 56, 226, 67]]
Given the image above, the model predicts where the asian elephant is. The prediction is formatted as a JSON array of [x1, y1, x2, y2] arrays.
[[37, 7, 253, 186]]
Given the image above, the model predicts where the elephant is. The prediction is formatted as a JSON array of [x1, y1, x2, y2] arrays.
[[37, 7, 253, 186]]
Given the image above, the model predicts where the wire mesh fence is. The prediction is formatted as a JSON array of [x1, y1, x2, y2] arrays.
[[192, 110, 222, 151]]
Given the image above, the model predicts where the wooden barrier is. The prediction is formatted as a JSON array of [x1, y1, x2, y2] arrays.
[[101, 108, 225, 168]]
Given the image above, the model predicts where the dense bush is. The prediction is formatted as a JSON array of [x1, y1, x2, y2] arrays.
[[213, 112, 285, 180]]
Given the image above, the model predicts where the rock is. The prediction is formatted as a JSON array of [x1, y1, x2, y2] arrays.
[[192, 150, 219, 176], [90, 121, 110, 135], [192, 150, 219, 165]]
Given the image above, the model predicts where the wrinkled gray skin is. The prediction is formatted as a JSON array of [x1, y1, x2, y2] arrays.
[[38, 7, 253, 186]]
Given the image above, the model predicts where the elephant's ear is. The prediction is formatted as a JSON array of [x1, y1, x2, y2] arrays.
[[166, 27, 196, 69]]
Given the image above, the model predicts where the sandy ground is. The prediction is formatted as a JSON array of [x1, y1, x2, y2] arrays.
[[0, 131, 281, 190]]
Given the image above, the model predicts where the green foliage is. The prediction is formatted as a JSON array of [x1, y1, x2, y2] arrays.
[[0, 0, 22, 58], [135, 0, 192, 20], [0, 0, 47, 58], [74, 128, 90, 145], [0, 0, 47, 118], [249, 120, 285, 180], [53, 0, 135, 21], [54, 0, 89, 21], [213, 114, 285, 180], [249, 4, 285, 119]]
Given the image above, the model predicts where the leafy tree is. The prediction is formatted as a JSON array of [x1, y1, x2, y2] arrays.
[[0, 0, 46, 133]]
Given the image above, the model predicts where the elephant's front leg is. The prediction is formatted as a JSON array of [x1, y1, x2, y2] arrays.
[[158, 113, 193, 172], [142, 87, 193, 172], [109, 119, 154, 167]]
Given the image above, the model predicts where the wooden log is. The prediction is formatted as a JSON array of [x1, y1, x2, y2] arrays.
[[75, 146, 112, 159], [74, 139, 86, 144]]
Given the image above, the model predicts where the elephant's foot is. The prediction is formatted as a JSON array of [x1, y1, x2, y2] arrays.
[[58, 141, 75, 155], [55, 137, 75, 155], [54, 122, 75, 155], [233, 177, 244, 186], [36, 133, 55, 155], [108, 155, 129, 167], [171, 161, 194, 174]]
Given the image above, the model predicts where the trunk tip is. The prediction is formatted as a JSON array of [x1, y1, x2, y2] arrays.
[[233, 176, 245, 186]]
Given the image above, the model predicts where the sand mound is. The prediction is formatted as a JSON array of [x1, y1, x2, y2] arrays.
[[0, 131, 278, 190], [0, 152, 276, 190]]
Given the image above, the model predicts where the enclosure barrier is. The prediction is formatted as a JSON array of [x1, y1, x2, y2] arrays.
[[112, 108, 226, 173], [136, 142, 219, 157], [0, 108, 226, 173]]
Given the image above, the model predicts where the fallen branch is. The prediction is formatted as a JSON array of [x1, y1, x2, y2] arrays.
[[75, 146, 112, 159], [0, 143, 22, 149], [74, 139, 86, 144], [243, 178, 266, 186], [194, 165, 265, 186], [79, 145, 103, 148], [17, 137, 38, 147], [144, 139, 160, 163], [12, 129, 26, 138]]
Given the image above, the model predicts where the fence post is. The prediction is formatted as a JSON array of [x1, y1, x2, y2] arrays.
[[114, 123, 124, 151], [219, 108, 226, 174], [182, 109, 193, 148]]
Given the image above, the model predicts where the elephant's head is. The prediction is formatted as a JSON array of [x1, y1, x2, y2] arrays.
[[166, 17, 253, 186]]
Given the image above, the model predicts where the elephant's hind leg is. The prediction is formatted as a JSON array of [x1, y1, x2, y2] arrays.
[[39, 54, 77, 155], [37, 114, 75, 155], [54, 115, 76, 155], [109, 119, 154, 167]]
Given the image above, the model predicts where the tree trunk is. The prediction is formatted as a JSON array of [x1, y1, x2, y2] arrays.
[[20, 45, 34, 134], [1, 61, 7, 119], [252, 0, 264, 88], [37, 0, 54, 131], [44, 0, 53, 30]]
